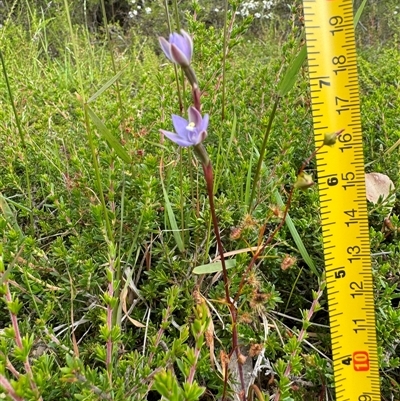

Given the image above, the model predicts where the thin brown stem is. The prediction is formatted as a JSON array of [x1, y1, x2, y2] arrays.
[[3, 281, 42, 400], [186, 53, 246, 399], [106, 273, 114, 385], [235, 138, 332, 302], [0, 375, 24, 401], [187, 347, 201, 384], [235, 188, 295, 304], [202, 163, 246, 401]]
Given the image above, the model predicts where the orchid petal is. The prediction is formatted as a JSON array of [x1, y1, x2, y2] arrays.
[[200, 113, 209, 132], [162, 109, 208, 148], [159, 30, 193, 67], [170, 32, 183, 48], [197, 129, 207, 144], [160, 130, 193, 147], [170, 44, 189, 67], [180, 30, 193, 61], [188, 106, 202, 126], [159, 37, 172, 61], [171, 115, 190, 139]]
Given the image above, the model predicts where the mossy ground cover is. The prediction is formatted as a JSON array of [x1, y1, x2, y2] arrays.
[[0, 2, 399, 400]]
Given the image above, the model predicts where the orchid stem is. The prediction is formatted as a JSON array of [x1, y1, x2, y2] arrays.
[[163, 0, 184, 113], [202, 163, 230, 300], [180, 148, 185, 244], [221, 0, 229, 120], [188, 53, 246, 399], [202, 162, 246, 401]]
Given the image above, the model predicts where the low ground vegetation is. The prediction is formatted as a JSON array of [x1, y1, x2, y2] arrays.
[[0, 1, 399, 400]]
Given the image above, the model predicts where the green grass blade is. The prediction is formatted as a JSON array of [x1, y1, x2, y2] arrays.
[[277, 46, 307, 97], [193, 259, 236, 274], [354, 0, 368, 27], [274, 190, 319, 276], [160, 174, 185, 253], [215, 112, 237, 192], [0, 49, 34, 232], [86, 105, 131, 164], [87, 69, 125, 104], [244, 151, 253, 207], [0, 193, 23, 238]]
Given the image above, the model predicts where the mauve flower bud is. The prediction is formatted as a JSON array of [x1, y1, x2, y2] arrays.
[[159, 30, 193, 67]]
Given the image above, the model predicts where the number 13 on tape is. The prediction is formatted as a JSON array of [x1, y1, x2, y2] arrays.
[[302, 0, 381, 400]]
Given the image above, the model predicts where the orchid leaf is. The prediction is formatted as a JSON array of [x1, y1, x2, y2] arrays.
[[87, 69, 125, 104], [193, 259, 236, 274], [86, 105, 131, 164], [274, 190, 318, 276], [277, 46, 307, 97], [159, 173, 185, 253]]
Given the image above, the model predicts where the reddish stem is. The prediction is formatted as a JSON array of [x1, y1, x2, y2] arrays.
[[202, 162, 246, 401], [190, 66, 245, 400]]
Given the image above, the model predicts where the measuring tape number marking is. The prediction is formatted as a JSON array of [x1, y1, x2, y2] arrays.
[[303, 0, 380, 400]]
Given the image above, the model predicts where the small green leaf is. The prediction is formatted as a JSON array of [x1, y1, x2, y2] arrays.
[[176, 358, 188, 378], [274, 190, 318, 276], [86, 105, 131, 164], [182, 382, 206, 401], [277, 46, 307, 97], [160, 175, 185, 253], [0, 193, 23, 237], [354, 0, 368, 27], [193, 259, 236, 274], [87, 69, 125, 103], [245, 150, 253, 206]]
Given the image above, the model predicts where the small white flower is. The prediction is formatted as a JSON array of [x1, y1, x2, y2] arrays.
[[137, 5, 141, 9], [214, 8, 219, 12], [255, 12, 261, 18], [145, 7, 151, 14]]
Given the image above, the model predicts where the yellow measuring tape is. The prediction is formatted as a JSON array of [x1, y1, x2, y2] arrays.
[[302, 0, 380, 399]]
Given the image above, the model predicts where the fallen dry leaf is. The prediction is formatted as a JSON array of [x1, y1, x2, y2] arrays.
[[365, 172, 395, 217]]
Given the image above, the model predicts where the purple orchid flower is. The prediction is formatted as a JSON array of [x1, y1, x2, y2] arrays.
[[159, 30, 193, 67], [161, 107, 209, 147]]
